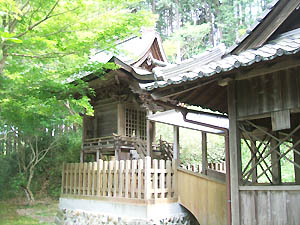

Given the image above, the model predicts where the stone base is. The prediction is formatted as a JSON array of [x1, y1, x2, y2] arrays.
[[56, 198, 194, 225], [56, 208, 191, 225]]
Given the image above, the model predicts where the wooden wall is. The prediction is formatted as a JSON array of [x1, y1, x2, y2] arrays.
[[177, 168, 227, 225], [240, 187, 300, 225], [236, 68, 300, 119], [94, 102, 118, 137], [84, 101, 118, 139]]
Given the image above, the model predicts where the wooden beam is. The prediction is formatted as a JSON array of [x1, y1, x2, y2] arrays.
[[173, 126, 180, 163], [227, 80, 241, 225], [201, 132, 208, 175], [218, 78, 233, 87], [232, 0, 300, 54], [271, 110, 291, 131], [235, 56, 300, 81], [151, 79, 216, 100]]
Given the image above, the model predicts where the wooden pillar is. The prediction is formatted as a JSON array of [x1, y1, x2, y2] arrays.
[[80, 151, 84, 163], [93, 116, 98, 138], [96, 150, 100, 162], [271, 133, 281, 184], [147, 111, 153, 157], [293, 133, 300, 184], [173, 126, 180, 162], [251, 141, 258, 183], [117, 103, 125, 136], [227, 80, 241, 225], [202, 132, 208, 175]]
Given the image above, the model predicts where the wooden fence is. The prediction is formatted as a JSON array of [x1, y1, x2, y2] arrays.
[[61, 157, 177, 202], [181, 161, 226, 174]]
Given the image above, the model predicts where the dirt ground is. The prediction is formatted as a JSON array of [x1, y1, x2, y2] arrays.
[[0, 198, 58, 225]]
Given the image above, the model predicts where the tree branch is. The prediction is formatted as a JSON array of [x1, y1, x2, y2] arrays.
[[15, 0, 60, 38], [8, 51, 76, 59]]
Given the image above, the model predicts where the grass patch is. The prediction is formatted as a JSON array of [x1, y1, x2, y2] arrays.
[[0, 200, 57, 225]]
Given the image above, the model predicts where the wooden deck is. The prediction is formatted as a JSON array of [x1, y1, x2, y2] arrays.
[[61, 158, 229, 224]]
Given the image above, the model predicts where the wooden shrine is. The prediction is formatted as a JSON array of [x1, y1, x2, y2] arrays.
[[80, 30, 170, 162]]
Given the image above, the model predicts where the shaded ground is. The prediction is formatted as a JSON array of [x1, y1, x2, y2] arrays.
[[0, 199, 58, 225]]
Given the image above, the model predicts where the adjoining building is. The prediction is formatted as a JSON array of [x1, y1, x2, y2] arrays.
[[146, 0, 300, 224]]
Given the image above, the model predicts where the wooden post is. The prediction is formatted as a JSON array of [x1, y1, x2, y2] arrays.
[[78, 163, 83, 195], [153, 159, 158, 199], [144, 156, 151, 200], [147, 111, 153, 157], [293, 133, 300, 184], [113, 160, 119, 197], [271, 133, 281, 184], [173, 126, 180, 162], [117, 103, 125, 136], [202, 132, 208, 175], [172, 158, 178, 198], [80, 151, 84, 163], [137, 159, 143, 199], [61, 163, 65, 194], [125, 160, 130, 198], [251, 141, 258, 183], [93, 116, 98, 138], [227, 80, 241, 225], [96, 150, 100, 162], [97, 160, 102, 197], [160, 160, 165, 199], [119, 160, 125, 198]]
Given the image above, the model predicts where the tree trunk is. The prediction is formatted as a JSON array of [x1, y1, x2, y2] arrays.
[[151, 0, 155, 13], [23, 167, 35, 204]]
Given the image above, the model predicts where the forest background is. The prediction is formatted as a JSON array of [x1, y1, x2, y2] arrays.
[[0, 0, 274, 204]]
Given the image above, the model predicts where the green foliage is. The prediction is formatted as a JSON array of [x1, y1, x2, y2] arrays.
[[156, 123, 225, 165], [164, 23, 211, 61]]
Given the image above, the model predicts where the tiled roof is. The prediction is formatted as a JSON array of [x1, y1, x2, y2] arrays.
[[143, 28, 300, 91], [227, 0, 280, 53]]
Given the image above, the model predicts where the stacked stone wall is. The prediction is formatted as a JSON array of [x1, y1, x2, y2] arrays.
[[56, 208, 192, 225]]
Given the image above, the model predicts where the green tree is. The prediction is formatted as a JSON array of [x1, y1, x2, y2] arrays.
[[0, 0, 154, 203]]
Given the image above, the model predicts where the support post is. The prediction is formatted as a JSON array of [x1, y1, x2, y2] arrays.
[[117, 103, 125, 136], [293, 133, 300, 184], [227, 80, 241, 225], [147, 111, 153, 157], [173, 126, 180, 162], [251, 141, 258, 183], [80, 151, 84, 163], [96, 150, 100, 162], [201, 132, 208, 175], [271, 133, 281, 184]]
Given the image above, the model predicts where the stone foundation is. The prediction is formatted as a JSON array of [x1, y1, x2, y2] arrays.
[[56, 198, 194, 225], [56, 208, 191, 225]]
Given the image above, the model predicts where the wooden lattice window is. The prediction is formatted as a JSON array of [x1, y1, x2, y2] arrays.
[[239, 120, 300, 185], [139, 111, 147, 140], [125, 106, 146, 140]]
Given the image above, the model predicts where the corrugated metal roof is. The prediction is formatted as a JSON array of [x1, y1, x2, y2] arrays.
[[144, 27, 300, 91]]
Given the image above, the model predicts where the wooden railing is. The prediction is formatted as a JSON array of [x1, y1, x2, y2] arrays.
[[181, 162, 226, 174], [159, 139, 173, 160], [61, 157, 177, 203], [208, 162, 226, 173], [82, 136, 115, 151]]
